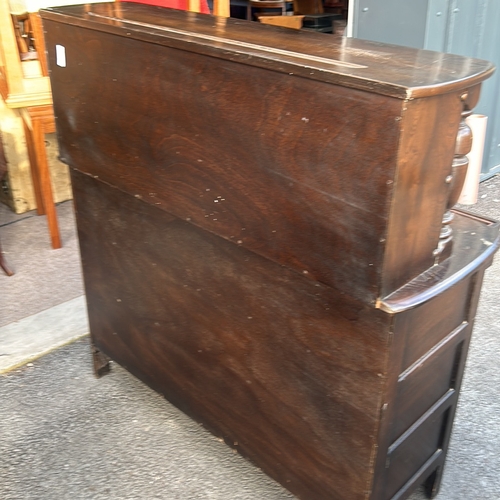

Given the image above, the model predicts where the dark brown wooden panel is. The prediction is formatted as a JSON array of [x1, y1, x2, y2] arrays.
[[390, 331, 466, 442], [397, 276, 471, 371], [45, 20, 403, 302], [381, 91, 466, 296], [72, 170, 392, 500], [44, 16, 494, 303], [41, 7, 500, 499]]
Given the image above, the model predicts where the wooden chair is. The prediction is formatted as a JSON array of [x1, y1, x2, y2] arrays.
[[0, 3, 51, 108], [23, 13, 60, 249], [0, 5, 61, 249]]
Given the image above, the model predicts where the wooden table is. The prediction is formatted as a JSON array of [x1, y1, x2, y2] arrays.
[[41, 4, 499, 499]]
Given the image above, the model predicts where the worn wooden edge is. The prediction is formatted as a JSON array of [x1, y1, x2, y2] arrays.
[[380, 210, 500, 314], [39, 7, 495, 100], [405, 66, 495, 100]]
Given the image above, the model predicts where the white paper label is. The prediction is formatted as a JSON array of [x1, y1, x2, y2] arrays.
[[56, 45, 66, 67]]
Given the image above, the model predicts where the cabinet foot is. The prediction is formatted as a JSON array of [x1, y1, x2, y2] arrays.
[[423, 467, 443, 499], [91, 343, 111, 378]]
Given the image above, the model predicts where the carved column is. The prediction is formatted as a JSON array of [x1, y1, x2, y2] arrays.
[[435, 92, 474, 262]]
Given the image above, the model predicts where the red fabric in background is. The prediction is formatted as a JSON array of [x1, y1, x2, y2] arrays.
[[121, 0, 211, 15]]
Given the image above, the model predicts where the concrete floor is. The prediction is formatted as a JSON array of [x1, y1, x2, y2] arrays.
[[1, 176, 500, 499]]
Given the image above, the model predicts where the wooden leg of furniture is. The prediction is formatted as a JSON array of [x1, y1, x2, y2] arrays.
[[22, 106, 62, 249], [92, 342, 111, 378], [0, 239, 14, 276], [423, 467, 442, 498], [23, 118, 46, 215], [32, 113, 61, 249]]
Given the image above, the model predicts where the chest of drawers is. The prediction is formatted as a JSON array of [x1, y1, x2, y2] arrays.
[[41, 5, 499, 498]]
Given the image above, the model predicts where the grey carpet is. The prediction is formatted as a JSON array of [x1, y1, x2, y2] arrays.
[[0, 338, 295, 500], [457, 173, 500, 220], [0, 201, 84, 327]]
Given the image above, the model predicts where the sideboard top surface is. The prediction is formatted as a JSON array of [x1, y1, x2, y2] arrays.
[[41, 2, 494, 99]]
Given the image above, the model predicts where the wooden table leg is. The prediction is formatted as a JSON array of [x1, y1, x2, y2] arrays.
[[22, 106, 62, 249], [23, 118, 46, 216], [0, 239, 14, 276], [31, 114, 61, 249]]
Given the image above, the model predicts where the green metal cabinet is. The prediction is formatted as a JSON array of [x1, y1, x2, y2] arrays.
[[352, 0, 500, 178]]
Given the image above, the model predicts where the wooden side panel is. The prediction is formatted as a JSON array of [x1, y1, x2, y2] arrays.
[[71, 170, 392, 500], [382, 91, 465, 296], [399, 276, 470, 370], [44, 20, 403, 304]]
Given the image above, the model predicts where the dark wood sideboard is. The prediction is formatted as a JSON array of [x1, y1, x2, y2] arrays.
[[41, 4, 499, 499]]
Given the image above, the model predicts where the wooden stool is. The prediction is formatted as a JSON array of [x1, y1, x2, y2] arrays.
[[21, 105, 61, 249]]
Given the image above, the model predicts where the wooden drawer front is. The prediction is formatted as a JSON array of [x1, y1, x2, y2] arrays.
[[398, 277, 471, 371], [385, 405, 451, 499], [390, 324, 466, 442]]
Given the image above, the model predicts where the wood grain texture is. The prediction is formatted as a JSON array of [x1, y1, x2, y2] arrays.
[[42, 11, 494, 302], [72, 170, 391, 500], [45, 19, 401, 303], [381, 91, 466, 295], [41, 6, 500, 499], [71, 168, 499, 500]]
